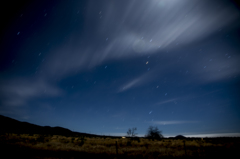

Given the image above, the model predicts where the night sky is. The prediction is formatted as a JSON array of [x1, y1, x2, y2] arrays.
[[1, 0, 240, 137]]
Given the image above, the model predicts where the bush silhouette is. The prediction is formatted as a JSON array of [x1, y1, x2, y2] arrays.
[[127, 127, 137, 137], [145, 126, 163, 141], [77, 136, 86, 146]]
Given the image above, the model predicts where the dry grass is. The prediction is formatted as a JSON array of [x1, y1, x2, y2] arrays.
[[1, 133, 240, 158]]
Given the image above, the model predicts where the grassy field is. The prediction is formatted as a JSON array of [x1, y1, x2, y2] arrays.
[[1, 133, 240, 159]]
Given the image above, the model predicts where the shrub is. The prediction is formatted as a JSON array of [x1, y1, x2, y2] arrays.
[[145, 126, 163, 141], [71, 137, 75, 143], [36, 136, 45, 142], [77, 136, 86, 146], [127, 140, 132, 146]]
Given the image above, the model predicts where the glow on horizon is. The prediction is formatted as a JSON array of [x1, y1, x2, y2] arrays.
[[102, 133, 240, 138]]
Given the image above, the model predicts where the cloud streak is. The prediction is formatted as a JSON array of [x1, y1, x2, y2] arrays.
[[148, 120, 198, 125], [41, 0, 240, 79], [117, 70, 156, 92], [155, 98, 179, 106], [0, 78, 63, 108]]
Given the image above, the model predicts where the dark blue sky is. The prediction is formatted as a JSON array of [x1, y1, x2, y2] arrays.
[[1, 0, 240, 137]]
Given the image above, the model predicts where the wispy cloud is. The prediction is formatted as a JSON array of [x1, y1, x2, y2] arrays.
[[0, 78, 63, 108], [155, 98, 179, 106], [115, 127, 127, 130], [147, 120, 198, 125], [97, 0, 239, 48], [118, 77, 142, 93], [188, 50, 240, 84], [41, 0, 240, 80], [117, 70, 158, 92]]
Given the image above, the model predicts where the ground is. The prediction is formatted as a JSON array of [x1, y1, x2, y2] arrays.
[[1, 133, 240, 159]]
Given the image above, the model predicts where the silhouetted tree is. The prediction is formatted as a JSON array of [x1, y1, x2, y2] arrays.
[[127, 127, 137, 137], [145, 126, 163, 141]]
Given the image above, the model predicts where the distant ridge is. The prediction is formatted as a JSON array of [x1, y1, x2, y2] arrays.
[[0, 115, 100, 137], [175, 135, 186, 139]]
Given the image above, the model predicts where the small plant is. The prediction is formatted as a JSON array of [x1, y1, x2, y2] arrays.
[[127, 140, 132, 146], [36, 135, 45, 142], [131, 137, 140, 143], [71, 137, 75, 143], [77, 136, 86, 146], [144, 143, 149, 148]]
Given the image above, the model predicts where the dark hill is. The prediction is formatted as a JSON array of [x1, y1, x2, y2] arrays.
[[175, 135, 186, 139], [0, 115, 98, 137]]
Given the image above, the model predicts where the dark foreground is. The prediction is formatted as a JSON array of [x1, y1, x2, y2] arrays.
[[1, 134, 240, 159]]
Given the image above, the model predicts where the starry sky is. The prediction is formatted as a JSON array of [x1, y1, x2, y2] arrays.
[[1, 0, 240, 137]]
